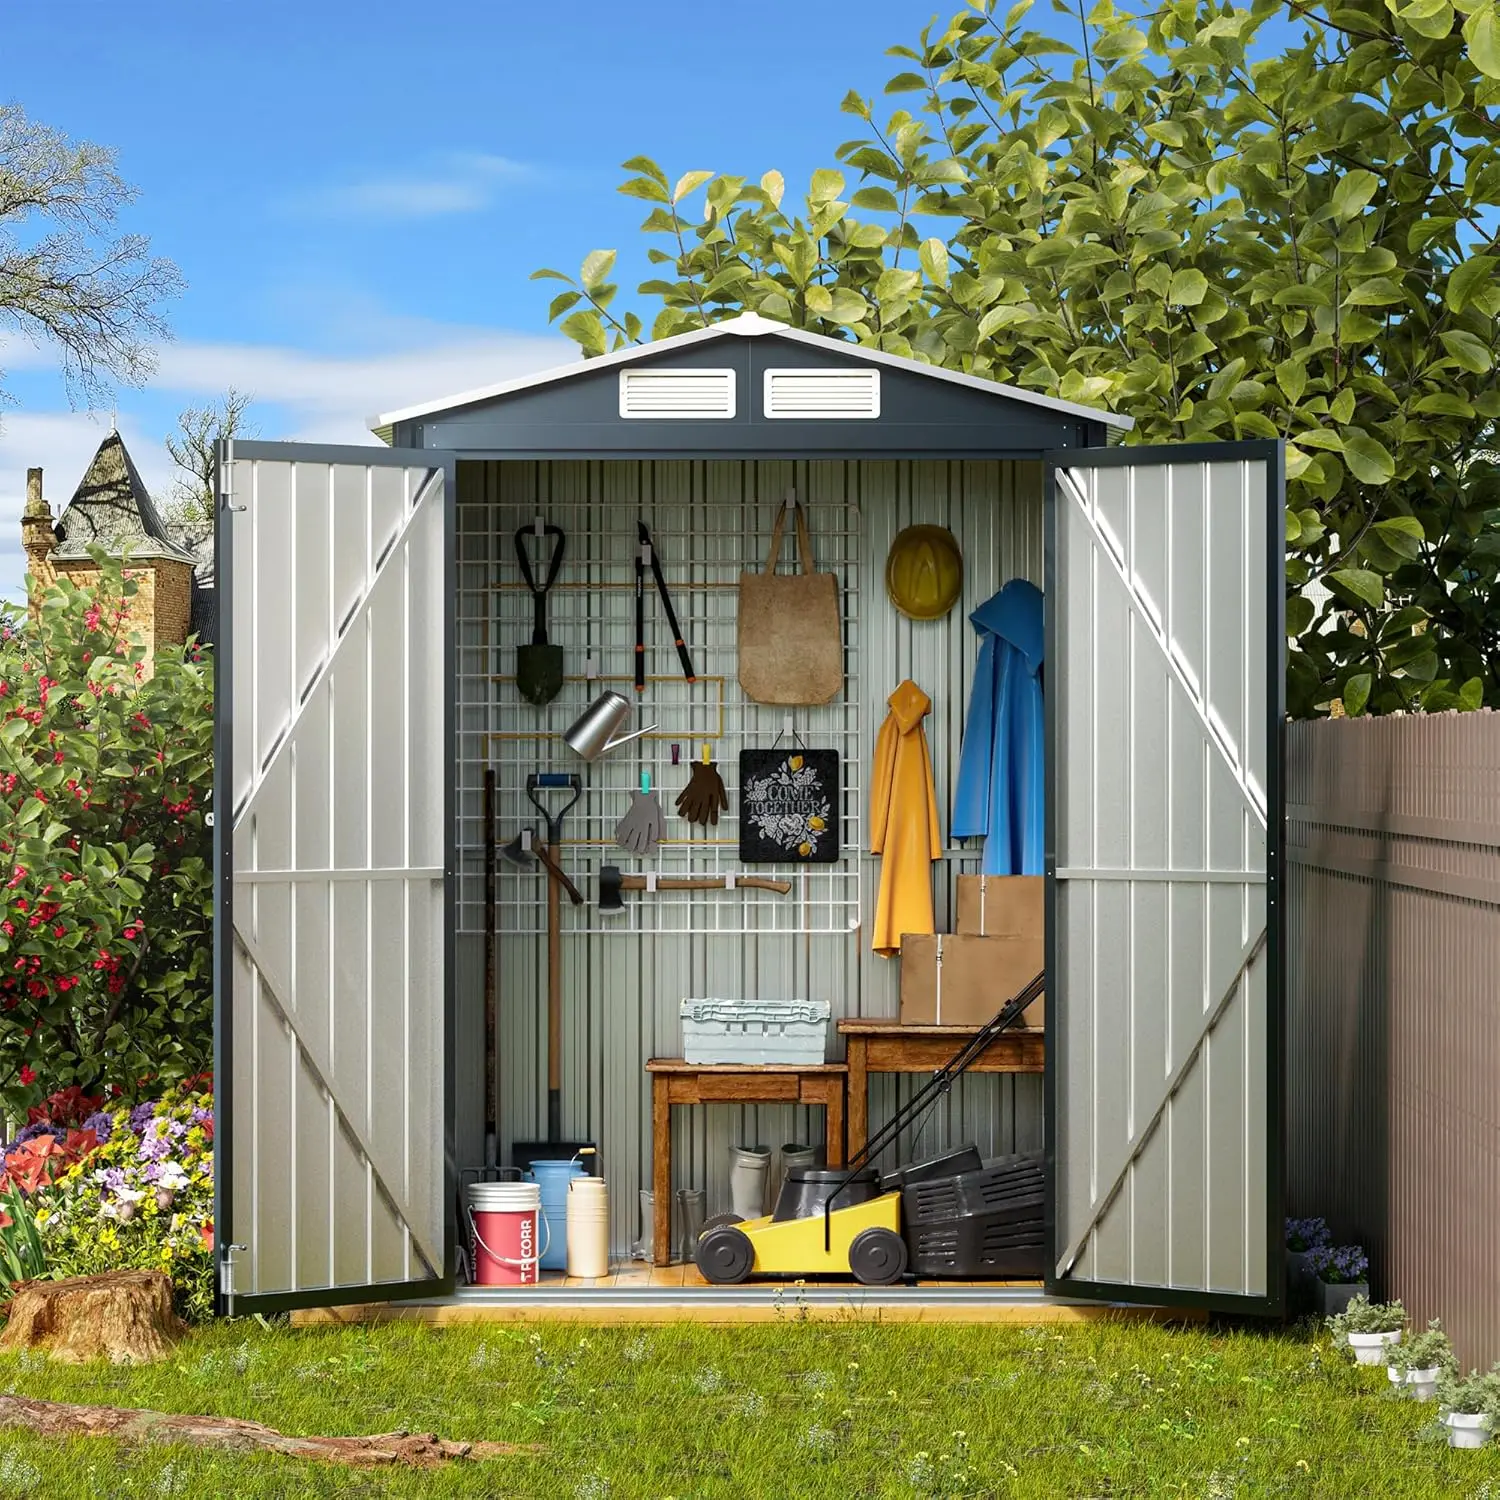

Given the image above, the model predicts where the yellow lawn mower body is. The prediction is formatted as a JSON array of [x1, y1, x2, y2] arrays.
[[694, 1191, 908, 1285]]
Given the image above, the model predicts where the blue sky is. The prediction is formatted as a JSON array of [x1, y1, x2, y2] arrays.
[[0, 0, 960, 597]]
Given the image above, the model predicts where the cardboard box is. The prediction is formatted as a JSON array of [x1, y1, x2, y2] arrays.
[[899, 932, 1045, 1028], [956, 875, 1043, 939]]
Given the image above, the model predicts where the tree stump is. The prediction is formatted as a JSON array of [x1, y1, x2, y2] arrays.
[[0, 1270, 184, 1363]]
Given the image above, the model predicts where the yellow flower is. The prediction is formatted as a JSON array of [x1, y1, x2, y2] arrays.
[[33, 1209, 47, 1225]]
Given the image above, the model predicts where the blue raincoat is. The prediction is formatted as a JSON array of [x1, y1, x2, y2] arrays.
[[951, 579, 1044, 876]]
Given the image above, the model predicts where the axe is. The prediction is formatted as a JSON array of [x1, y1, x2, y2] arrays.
[[598, 864, 792, 913], [499, 827, 584, 906]]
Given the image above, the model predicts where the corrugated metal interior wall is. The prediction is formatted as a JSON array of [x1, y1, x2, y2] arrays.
[[455, 458, 1045, 1254], [1288, 713, 1500, 1367]]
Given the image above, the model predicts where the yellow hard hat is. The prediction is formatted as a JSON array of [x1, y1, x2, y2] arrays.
[[885, 525, 964, 621]]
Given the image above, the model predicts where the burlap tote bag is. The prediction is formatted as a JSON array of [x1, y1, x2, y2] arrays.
[[738, 499, 843, 705]]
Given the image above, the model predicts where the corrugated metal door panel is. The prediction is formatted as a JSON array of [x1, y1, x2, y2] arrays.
[[216, 442, 454, 1314], [1047, 442, 1283, 1313]]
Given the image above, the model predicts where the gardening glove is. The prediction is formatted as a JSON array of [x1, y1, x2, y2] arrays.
[[615, 790, 666, 856], [675, 760, 729, 827]]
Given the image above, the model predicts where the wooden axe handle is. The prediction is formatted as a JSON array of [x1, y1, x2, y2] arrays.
[[618, 875, 792, 895]]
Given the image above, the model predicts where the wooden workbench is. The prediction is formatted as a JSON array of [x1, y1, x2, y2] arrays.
[[837, 1019, 1044, 1158], [646, 1060, 847, 1268]]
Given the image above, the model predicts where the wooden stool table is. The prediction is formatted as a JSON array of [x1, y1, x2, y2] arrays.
[[646, 1060, 848, 1268], [838, 1019, 1044, 1159]]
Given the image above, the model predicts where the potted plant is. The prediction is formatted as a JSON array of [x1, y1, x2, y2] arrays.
[[1307, 1243, 1370, 1317], [1325, 1294, 1404, 1364], [1284, 1216, 1332, 1313], [1435, 1366, 1500, 1448], [1387, 1320, 1456, 1400]]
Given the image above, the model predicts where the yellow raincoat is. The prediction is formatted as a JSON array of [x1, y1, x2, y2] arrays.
[[870, 680, 942, 957]]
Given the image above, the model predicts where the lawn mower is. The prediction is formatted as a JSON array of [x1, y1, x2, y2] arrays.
[[693, 970, 1046, 1286]]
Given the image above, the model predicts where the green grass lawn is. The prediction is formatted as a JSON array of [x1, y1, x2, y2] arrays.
[[0, 1314, 1493, 1497]]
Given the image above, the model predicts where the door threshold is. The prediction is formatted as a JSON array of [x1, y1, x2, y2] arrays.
[[291, 1283, 1205, 1326]]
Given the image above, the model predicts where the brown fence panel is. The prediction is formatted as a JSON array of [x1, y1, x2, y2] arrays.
[[1288, 712, 1500, 1367]]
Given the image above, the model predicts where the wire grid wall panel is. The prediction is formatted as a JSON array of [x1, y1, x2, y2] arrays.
[[1287, 712, 1500, 1370], [1052, 452, 1271, 1297], [224, 452, 446, 1302], [456, 458, 863, 937], [454, 458, 1046, 1251]]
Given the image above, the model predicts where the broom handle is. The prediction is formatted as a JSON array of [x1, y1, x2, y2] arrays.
[[618, 875, 792, 894], [547, 837, 562, 1139]]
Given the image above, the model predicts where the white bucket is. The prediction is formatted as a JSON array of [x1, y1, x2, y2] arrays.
[[566, 1176, 610, 1279], [467, 1180, 548, 1286]]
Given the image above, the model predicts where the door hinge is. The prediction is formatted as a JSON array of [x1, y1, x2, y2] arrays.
[[219, 1242, 247, 1313]]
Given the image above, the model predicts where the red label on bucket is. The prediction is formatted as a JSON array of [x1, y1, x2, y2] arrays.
[[471, 1204, 541, 1286]]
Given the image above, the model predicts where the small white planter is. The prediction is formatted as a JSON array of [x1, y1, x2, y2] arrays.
[[1348, 1329, 1401, 1366], [1444, 1411, 1491, 1449], [1406, 1367, 1442, 1402]]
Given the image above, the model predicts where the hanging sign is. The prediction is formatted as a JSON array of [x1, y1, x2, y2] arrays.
[[738, 749, 841, 864]]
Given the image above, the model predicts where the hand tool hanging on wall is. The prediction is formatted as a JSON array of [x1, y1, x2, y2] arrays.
[[635, 521, 696, 693], [483, 769, 499, 1179], [498, 827, 585, 906], [675, 743, 728, 827], [514, 520, 566, 707], [526, 772, 582, 1146], [615, 770, 666, 856], [597, 865, 791, 913]]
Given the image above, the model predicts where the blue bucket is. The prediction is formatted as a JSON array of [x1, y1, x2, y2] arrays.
[[525, 1159, 587, 1271]]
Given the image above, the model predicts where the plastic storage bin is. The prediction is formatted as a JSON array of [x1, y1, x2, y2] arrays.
[[900, 1150, 1046, 1278], [679, 999, 831, 1065]]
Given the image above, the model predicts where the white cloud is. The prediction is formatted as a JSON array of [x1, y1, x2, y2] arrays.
[[281, 153, 530, 220], [147, 327, 568, 432]]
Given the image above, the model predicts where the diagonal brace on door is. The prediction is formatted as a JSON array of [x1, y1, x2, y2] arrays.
[[1057, 924, 1268, 1281], [233, 465, 443, 822], [232, 917, 440, 1281], [1056, 466, 1267, 830]]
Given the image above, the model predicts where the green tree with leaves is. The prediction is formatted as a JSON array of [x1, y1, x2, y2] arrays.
[[537, 0, 1500, 717]]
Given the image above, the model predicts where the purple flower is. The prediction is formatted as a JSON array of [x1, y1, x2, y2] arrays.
[[11, 1121, 61, 1148], [1285, 1216, 1332, 1253], [128, 1102, 156, 1135], [1308, 1243, 1368, 1284], [191, 1106, 212, 1127], [100, 1166, 127, 1193], [82, 1111, 113, 1144]]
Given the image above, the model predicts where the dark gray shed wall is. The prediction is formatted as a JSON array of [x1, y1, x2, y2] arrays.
[[392, 334, 1109, 456]]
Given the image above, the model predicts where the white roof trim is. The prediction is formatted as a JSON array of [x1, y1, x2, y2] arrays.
[[367, 310, 1134, 433]]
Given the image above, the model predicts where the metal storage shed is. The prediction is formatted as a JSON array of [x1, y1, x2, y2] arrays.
[[213, 312, 1284, 1316]]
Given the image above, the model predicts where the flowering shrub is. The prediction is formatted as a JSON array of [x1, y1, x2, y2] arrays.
[[1307, 1244, 1369, 1285], [0, 553, 213, 1117], [33, 1086, 214, 1320], [1284, 1216, 1332, 1253]]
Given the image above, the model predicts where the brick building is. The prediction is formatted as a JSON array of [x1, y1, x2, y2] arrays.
[[21, 432, 216, 653]]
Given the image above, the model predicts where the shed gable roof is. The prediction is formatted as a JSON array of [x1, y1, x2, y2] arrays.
[[369, 311, 1134, 434]]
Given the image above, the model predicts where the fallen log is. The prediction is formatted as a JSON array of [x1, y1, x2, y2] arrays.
[[0, 1270, 183, 1363], [0, 1394, 539, 1468]]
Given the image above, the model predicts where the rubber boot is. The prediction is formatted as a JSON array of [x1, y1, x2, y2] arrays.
[[677, 1188, 705, 1264], [631, 1189, 654, 1262], [729, 1145, 772, 1221], [775, 1143, 822, 1215]]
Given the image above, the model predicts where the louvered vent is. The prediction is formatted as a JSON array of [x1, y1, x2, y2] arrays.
[[763, 368, 881, 419], [618, 368, 736, 418]]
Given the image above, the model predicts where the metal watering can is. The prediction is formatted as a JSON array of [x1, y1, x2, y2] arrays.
[[563, 691, 656, 761]]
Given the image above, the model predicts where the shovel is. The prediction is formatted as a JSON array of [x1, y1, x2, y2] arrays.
[[515, 522, 566, 707]]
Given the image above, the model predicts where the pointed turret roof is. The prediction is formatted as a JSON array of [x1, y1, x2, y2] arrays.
[[52, 432, 195, 564]]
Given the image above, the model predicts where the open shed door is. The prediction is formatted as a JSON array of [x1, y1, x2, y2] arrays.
[[1045, 441, 1284, 1313], [214, 442, 454, 1314]]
